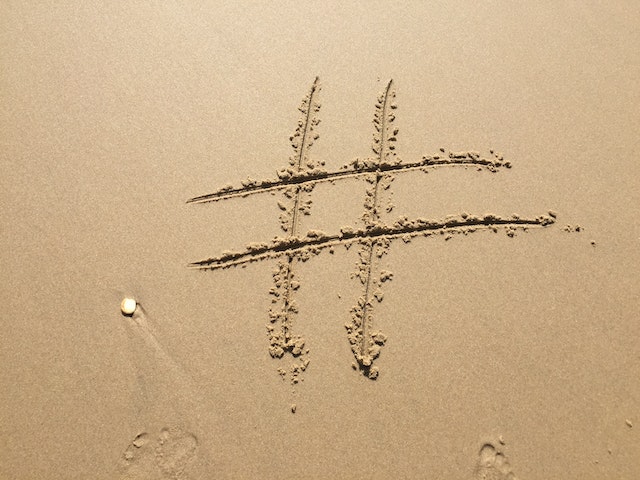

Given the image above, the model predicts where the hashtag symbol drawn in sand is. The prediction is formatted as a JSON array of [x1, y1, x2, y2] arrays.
[[187, 78, 555, 383]]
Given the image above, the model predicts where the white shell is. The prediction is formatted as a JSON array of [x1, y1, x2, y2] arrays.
[[120, 298, 137, 316]]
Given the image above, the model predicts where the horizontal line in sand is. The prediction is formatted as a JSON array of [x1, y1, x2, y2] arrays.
[[186, 156, 510, 205], [189, 214, 554, 270]]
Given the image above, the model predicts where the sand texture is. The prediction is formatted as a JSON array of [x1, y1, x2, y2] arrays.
[[1, 2, 639, 479]]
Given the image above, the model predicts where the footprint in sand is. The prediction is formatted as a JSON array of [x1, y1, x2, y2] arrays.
[[119, 427, 198, 479], [473, 443, 517, 480], [155, 427, 199, 479]]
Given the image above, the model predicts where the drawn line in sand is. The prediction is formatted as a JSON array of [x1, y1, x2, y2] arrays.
[[188, 77, 556, 384], [190, 215, 553, 270], [265, 77, 321, 386], [186, 153, 510, 204]]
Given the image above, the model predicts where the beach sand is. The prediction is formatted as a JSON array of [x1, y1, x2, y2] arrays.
[[1, 2, 639, 478]]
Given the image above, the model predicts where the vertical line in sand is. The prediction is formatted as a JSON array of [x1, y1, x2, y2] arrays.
[[359, 79, 393, 362], [290, 76, 319, 238]]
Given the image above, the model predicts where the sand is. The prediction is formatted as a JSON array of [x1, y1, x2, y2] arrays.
[[1, 2, 639, 479]]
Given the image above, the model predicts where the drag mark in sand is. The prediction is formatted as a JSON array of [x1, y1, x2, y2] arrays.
[[186, 151, 509, 205], [346, 80, 397, 379], [261, 77, 321, 385], [265, 77, 321, 385], [188, 77, 556, 385], [189, 215, 553, 271], [267, 77, 320, 384]]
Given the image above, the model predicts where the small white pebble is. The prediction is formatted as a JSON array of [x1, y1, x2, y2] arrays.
[[121, 298, 137, 316]]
